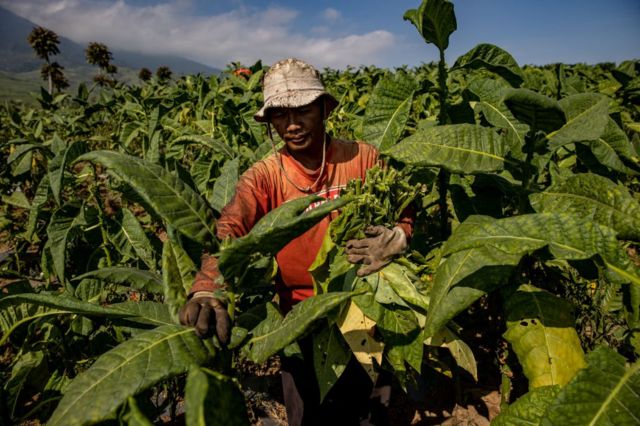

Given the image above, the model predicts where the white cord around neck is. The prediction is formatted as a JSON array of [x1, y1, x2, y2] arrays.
[[267, 125, 328, 194]]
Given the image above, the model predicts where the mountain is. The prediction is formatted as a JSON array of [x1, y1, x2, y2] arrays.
[[0, 5, 221, 75]]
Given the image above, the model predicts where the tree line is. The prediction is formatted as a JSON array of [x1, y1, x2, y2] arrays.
[[27, 26, 174, 93]]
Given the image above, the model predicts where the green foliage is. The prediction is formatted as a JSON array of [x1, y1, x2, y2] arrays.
[[362, 71, 417, 150], [1, 2, 639, 423], [385, 123, 507, 173], [403, 0, 457, 51], [48, 325, 214, 426], [185, 366, 249, 426], [530, 173, 640, 240], [77, 150, 217, 245]]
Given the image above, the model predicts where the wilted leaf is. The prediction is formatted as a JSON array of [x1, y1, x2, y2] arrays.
[[338, 301, 383, 383]]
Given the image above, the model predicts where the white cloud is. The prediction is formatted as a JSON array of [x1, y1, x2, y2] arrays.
[[322, 8, 341, 22], [1, 0, 396, 69]]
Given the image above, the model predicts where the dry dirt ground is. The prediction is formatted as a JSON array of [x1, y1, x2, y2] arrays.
[[240, 356, 502, 426]]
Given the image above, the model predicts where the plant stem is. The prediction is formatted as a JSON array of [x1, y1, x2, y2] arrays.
[[91, 165, 112, 267], [436, 47, 450, 239]]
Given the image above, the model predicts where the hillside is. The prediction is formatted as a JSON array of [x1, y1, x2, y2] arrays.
[[0, 5, 221, 102]]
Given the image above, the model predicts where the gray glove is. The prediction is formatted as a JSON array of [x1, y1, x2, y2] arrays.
[[345, 225, 408, 277], [178, 291, 231, 343]]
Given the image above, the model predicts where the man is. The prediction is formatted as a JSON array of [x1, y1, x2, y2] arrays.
[[179, 58, 411, 425]]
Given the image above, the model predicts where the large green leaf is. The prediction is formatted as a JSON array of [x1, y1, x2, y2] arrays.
[[313, 324, 350, 401], [74, 267, 164, 294], [542, 346, 640, 425], [468, 78, 529, 148], [210, 157, 239, 213], [503, 284, 586, 389], [185, 366, 249, 426], [218, 195, 351, 279], [379, 306, 423, 373], [372, 262, 430, 311], [503, 89, 566, 133], [47, 325, 213, 426], [547, 94, 610, 149], [530, 173, 640, 240], [108, 209, 157, 270], [244, 291, 354, 364], [48, 141, 88, 205], [443, 214, 639, 285], [425, 213, 640, 337], [46, 203, 88, 284], [76, 151, 216, 245], [110, 301, 174, 327], [403, 0, 457, 51], [453, 43, 524, 87], [0, 293, 137, 344], [492, 386, 560, 426], [162, 240, 194, 316], [362, 72, 417, 151], [384, 124, 507, 174], [424, 246, 519, 338], [584, 118, 639, 175]]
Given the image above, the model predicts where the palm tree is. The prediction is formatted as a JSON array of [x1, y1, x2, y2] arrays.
[[27, 26, 64, 94]]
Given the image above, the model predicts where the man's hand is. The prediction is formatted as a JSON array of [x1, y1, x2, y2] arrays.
[[179, 291, 231, 343], [345, 226, 408, 277]]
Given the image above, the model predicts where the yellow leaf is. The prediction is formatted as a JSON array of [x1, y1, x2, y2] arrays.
[[338, 301, 383, 383]]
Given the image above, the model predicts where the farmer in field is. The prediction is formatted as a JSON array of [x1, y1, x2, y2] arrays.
[[179, 58, 412, 425]]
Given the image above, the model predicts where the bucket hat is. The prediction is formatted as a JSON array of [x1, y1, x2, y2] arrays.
[[254, 58, 338, 122]]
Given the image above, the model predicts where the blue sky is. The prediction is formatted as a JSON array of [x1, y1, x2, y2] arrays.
[[2, 0, 639, 69]]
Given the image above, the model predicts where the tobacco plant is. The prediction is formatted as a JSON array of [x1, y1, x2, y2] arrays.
[[1, 0, 640, 424]]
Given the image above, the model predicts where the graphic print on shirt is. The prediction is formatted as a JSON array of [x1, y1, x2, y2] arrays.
[[304, 185, 345, 212]]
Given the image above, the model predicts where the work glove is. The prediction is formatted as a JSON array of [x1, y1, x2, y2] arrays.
[[178, 291, 231, 344], [345, 225, 408, 277]]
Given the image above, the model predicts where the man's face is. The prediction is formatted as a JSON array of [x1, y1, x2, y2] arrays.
[[269, 99, 325, 155]]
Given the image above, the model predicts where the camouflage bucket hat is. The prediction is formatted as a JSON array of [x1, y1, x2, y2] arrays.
[[254, 58, 338, 123]]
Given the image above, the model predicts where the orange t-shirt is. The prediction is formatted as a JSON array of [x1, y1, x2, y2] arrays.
[[191, 138, 412, 308]]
